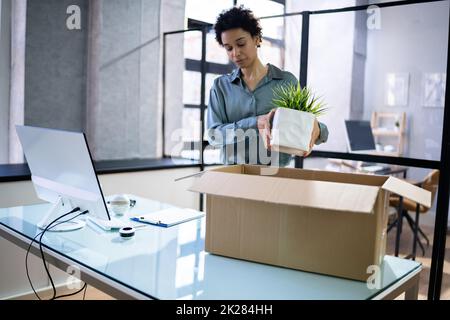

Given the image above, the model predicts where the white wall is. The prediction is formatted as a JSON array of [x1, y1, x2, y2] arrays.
[[286, 0, 357, 152], [98, 168, 200, 210], [364, 1, 448, 163], [363, 1, 449, 227], [0, 166, 200, 299], [284, 13, 301, 78]]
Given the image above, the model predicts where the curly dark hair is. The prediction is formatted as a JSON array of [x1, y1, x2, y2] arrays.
[[214, 6, 262, 46]]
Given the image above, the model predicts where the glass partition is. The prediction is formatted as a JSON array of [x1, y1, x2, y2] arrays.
[[307, 2, 448, 163]]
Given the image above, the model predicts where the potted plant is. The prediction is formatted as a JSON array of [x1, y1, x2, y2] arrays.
[[270, 82, 328, 156]]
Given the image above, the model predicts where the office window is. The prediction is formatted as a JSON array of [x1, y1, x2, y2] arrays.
[[206, 33, 230, 64], [185, 0, 234, 25], [183, 71, 202, 106], [237, 0, 284, 38]]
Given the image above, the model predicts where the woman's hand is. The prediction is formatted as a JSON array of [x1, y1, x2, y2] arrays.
[[257, 109, 276, 150], [303, 119, 320, 157], [257, 111, 320, 156]]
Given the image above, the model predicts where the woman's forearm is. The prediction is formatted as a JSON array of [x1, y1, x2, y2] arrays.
[[207, 116, 258, 147]]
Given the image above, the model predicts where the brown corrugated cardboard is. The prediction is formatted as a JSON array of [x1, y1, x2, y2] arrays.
[[189, 164, 431, 281]]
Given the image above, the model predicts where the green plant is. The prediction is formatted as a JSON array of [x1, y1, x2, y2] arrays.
[[272, 82, 328, 116]]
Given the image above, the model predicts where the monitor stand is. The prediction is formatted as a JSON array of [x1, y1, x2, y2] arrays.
[[37, 197, 86, 232]]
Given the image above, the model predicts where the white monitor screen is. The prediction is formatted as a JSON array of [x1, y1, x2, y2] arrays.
[[16, 125, 110, 222]]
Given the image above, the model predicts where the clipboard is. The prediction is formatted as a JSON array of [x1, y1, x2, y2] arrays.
[[130, 207, 204, 227]]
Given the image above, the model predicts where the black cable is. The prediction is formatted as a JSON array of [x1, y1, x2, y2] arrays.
[[25, 207, 87, 300], [83, 284, 88, 300], [38, 207, 83, 300], [53, 282, 87, 300], [25, 207, 82, 300], [40, 209, 89, 300], [48, 213, 91, 300], [47, 214, 91, 300], [26, 231, 50, 300]]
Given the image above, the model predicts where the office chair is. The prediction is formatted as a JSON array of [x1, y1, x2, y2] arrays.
[[387, 169, 439, 260]]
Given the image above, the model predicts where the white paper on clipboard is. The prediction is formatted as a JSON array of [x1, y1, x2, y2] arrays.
[[130, 208, 204, 227]]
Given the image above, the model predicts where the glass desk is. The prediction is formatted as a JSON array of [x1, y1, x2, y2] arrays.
[[0, 196, 421, 300]]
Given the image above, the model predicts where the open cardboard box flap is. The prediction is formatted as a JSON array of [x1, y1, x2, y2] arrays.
[[189, 170, 380, 214], [381, 176, 431, 208], [189, 165, 432, 212]]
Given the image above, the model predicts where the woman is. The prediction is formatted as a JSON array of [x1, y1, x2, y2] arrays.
[[207, 6, 328, 167]]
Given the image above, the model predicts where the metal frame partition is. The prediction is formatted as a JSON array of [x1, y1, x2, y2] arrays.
[[162, 0, 449, 300], [162, 27, 209, 211]]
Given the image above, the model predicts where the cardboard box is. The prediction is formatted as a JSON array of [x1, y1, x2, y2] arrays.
[[189, 165, 431, 281]]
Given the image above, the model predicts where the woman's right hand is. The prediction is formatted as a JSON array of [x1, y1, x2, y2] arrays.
[[257, 109, 276, 150]]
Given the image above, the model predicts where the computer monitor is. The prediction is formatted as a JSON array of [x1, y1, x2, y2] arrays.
[[344, 120, 377, 153], [16, 125, 118, 232]]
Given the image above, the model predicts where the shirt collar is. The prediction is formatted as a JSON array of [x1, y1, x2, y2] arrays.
[[229, 68, 241, 83], [267, 63, 284, 80], [229, 63, 283, 84]]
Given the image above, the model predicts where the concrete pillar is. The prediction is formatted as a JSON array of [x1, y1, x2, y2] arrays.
[[0, 0, 11, 163], [86, 0, 102, 156], [8, 0, 26, 163]]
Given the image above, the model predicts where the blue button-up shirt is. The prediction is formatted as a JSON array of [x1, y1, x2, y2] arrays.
[[207, 63, 329, 166]]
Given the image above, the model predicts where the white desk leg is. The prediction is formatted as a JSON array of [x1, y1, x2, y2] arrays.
[[374, 268, 422, 300], [404, 273, 420, 300]]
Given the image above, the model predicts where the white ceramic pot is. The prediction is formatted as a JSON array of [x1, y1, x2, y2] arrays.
[[270, 108, 316, 156]]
